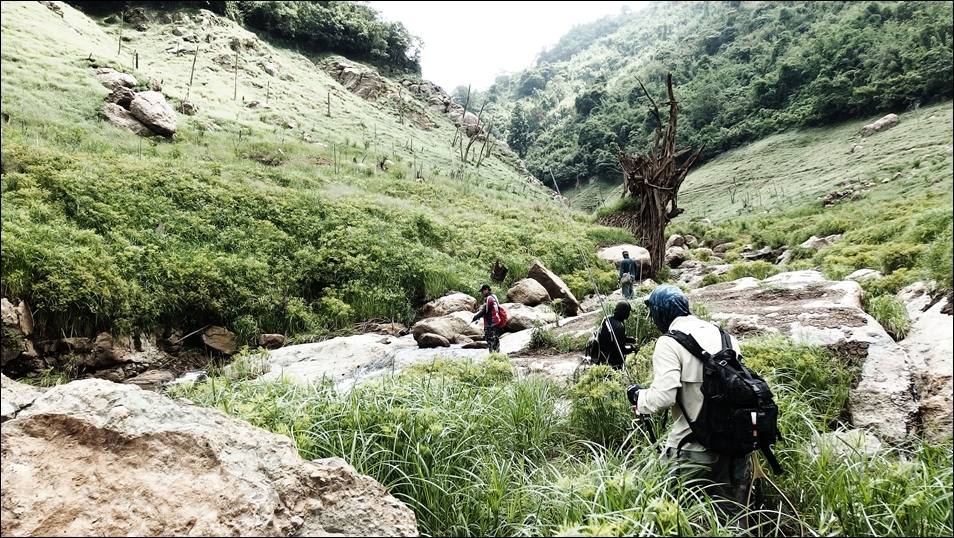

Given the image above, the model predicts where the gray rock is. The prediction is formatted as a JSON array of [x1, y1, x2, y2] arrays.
[[412, 311, 482, 343], [1, 374, 44, 422], [897, 291, 952, 442], [122, 369, 175, 390], [129, 91, 177, 137], [507, 278, 550, 306], [800, 234, 843, 250], [666, 234, 686, 248], [94, 68, 136, 91], [665, 246, 687, 268], [102, 103, 153, 136], [528, 260, 580, 316], [258, 333, 285, 349], [845, 268, 883, 282], [503, 303, 559, 332], [420, 292, 477, 318], [810, 429, 883, 457], [0, 379, 419, 536], [417, 333, 450, 348], [860, 113, 900, 137], [202, 326, 236, 354], [1, 298, 35, 367]]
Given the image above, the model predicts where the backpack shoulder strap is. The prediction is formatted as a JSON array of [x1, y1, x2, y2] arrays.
[[718, 327, 733, 352], [664, 330, 711, 361]]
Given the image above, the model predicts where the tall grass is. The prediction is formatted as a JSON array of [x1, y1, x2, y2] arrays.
[[170, 341, 953, 537]]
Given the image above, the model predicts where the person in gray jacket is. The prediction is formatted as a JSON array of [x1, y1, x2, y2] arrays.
[[618, 250, 638, 299], [627, 284, 752, 519]]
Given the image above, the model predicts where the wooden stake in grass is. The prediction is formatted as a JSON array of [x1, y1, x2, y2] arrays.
[[185, 44, 199, 103], [134, 50, 139, 69], [117, 10, 124, 55], [265, 79, 270, 105], [233, 51, 239, 101], [326, 90, 331, 117]]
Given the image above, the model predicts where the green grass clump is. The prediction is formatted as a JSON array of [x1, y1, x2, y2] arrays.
[[864, 295, 912, 340], [567, 365, 632, 448], [921, 221, 953, 294]]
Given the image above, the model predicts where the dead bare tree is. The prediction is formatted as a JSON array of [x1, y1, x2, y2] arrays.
[[616, 73, 704, 277]]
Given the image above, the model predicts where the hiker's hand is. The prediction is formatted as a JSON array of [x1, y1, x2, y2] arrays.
[[626, 384, 642, 406]]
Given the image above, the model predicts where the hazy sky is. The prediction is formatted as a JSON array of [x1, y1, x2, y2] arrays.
[[367, 1, 651, 91]]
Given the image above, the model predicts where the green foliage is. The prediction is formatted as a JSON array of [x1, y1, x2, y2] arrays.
[[726, 261, 780, 281], [864, 294, 911, 340], [493, 1, 953, 189], [568, 365, 632, 448], [528, 327, 587, 353], [741, 337, 856, 427], [922, 221, 954, 294]]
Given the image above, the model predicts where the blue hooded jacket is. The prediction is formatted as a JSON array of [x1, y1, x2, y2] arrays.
[[645, 284, 691, 332]]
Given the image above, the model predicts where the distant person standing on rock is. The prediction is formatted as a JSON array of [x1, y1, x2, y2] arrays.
[[472, 284, 506, 353], [619, 250, 638, 299]]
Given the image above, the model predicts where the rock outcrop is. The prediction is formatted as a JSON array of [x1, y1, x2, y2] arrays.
[[202, 326, 237, 355], [94, 67, 137, 91], [1, 374, 44, 422], [0, 379, 418, 536], [896, 283, 952, 442], [691, 270, 918, 442]]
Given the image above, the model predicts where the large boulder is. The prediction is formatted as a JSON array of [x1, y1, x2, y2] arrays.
[[202, 326, 236, 355], [1, 298, 35, 367], [411, 311, 482, 343], [420, 292, 477, 319], [528, 260, 580, 316], [896, 283, 952, 442], [129, 91, 177, 137], [860, 113, 900, 137], [1, 374, 44, 422], [665, 246, 688, 268], [417, 333, 450, 348], [94, 67, 136, 91], [666, 234, 685, 248], [0, 379, 418, 536], [596, 245, 653, 277], [691, 270, 918, 442], [503, 303, 559, 332], [102, 102, 153, 136], [507, 278, 550, 306]]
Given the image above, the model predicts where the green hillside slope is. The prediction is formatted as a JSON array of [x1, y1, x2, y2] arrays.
[[0, 2, 628, 341]]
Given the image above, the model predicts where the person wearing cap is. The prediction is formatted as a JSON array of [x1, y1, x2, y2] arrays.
[[595, 301, 637, 369], [626, 284, 751, 516], [619, 250, 638, 299], [472, 283, 502, 352]]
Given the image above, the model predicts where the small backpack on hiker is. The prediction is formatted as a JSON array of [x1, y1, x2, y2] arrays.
[[664, 326, 784, 474]]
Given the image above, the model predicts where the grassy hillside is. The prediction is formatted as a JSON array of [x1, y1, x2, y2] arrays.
[[0, 2, 629, 341], [567, 100, 953, 217]]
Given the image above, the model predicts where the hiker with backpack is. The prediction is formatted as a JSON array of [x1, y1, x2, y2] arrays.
[[626, 285, 781, 520], [591, 301, 637, 370], [471, 283, 507, 352], [618, 250, 638, 299]]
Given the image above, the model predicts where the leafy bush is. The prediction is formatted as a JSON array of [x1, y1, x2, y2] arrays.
[[726, 261, 780, 281]]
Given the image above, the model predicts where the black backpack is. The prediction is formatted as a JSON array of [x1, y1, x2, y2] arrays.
[[666, 327, 783, 474]]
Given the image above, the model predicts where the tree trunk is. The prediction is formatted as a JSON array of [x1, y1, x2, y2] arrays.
[[615, 73, 703, 277]]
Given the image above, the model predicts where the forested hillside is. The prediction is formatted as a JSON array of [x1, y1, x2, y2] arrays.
[[479, 1, 953, 190]]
